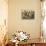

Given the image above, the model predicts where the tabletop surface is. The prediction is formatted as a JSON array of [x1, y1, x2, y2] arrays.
[[18, 38, 46, 44]]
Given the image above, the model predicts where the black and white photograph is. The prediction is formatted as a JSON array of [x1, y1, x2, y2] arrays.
[[21, 10, 35, 19]]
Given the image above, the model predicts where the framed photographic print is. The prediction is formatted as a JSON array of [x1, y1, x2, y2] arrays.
[[21, 10, 35, 19]]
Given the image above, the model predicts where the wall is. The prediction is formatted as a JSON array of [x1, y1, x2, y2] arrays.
[[8, 0, 41, 39]]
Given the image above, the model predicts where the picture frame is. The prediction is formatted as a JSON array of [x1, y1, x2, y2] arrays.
[[21, 10, 35, 19]]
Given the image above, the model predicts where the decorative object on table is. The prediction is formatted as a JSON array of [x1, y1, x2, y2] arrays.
[[10, 31, 31, 42], [10, 33, 18, 43], [16, 31, 30, 42], [10, 31, 31, 46], [21, 10, 35, 19]]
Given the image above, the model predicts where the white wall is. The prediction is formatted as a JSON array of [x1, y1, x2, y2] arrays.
[[8, 0, 41, 39]]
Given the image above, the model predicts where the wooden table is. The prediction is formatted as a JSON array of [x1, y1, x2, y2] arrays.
[[5, 41, 15, 46], [18, 38, 46, 46], [18, 43, 46, 46], [5, 38, 46, 46], [35, 43, 46, 46]]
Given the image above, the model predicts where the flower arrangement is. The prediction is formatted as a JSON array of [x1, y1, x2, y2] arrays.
[[17, 31, 30, 41], [11, 31, 31, 42]]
